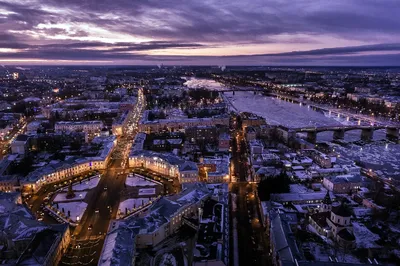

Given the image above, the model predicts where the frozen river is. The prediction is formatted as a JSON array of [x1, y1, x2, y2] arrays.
[[184, 78, 400, 180]]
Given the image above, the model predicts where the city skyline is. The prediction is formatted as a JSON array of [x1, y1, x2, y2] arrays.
[[1, 0, 400, 65]]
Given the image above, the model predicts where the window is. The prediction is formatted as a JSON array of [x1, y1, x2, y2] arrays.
[[338, 219, 340, 223]]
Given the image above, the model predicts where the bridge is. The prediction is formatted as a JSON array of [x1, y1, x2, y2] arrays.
[[214, 87, 266, 94], [278, 124, 400, 143]]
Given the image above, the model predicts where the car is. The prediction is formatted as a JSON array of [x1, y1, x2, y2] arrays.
[[88, 224, 93, 230], [95, 209, 99, 213], [104, 186, 108, 191]]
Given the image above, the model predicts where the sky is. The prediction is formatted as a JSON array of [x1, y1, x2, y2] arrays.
[[1, 0, 400, 65]]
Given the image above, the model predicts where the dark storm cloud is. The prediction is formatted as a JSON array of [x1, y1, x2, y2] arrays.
[[34, 0, 400, 42], [1, 0, 400, 64], [252, 43, 400, 57]]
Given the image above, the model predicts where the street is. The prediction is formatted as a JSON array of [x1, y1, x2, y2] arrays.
[[230, 117, 271, 266], [60, 89, 146, 264], [231, 183, 270, 266], [61, 157, 128, 265]]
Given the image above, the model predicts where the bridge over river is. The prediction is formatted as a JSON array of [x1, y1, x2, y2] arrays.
[[278, 124, 400, 143]]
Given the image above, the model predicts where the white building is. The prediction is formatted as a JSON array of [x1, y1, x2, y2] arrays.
[[129, 150, 198, 183], [22, 136, 116, 192], [55, 121, 103, 136]]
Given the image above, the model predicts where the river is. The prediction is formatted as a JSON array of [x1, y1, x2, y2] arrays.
[[184, 77, 400, 180]]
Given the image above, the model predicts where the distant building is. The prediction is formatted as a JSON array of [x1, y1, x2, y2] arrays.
[[245, 126, 257, 141], [11, 134, 29, 155], [139, 111, 229, 133], [218, 133, 230, 152]]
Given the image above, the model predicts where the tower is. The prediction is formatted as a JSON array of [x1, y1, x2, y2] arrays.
[[319, 190, 332, 212]]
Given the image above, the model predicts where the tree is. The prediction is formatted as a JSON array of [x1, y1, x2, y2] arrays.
[[66, 183, 75, 199], [257, 172, 291, 201]]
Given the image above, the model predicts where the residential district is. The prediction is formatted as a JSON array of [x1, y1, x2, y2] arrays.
[[0, 66, 399, 266]]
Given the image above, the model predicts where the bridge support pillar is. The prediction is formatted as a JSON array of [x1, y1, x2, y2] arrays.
[[386, 128, 399, 141], [361, 128, 373, 142], [307, 131, 317, 143], [333, 129, 345, 140]]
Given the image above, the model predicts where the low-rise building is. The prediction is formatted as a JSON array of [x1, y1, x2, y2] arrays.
[[323, 174, 362, 194]]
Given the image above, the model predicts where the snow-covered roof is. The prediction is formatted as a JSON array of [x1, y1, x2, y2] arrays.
[[100, 183, 213, 265]]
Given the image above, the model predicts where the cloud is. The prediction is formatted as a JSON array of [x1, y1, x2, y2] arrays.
[[1, 0, 400, 64]]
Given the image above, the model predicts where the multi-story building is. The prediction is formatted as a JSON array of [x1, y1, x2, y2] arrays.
[[22, 136, 116, 192], [322, 174, 363, 194], [112, 110, 130, 136], [185, 126, 218, 143], [218, 133, 230, 152], [198, 156, 230, 183], [0, 193, 71, 265], [99, 183, 228, 266], [55, 121, 103, 137], [11, 134, 29, 155], [128, 150, 198, 183], [139, 111, 229, 133]]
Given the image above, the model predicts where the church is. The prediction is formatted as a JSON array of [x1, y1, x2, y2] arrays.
[[309, 191, 356, 248]]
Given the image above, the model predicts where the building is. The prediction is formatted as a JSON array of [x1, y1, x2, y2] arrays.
[[198, 156, 230, 183], [0, 155, 21, 192], [55, 120, 103, 138], [270, 191, 336, 206], [139, 111, 229, 133], [309, 193, 356, 249], [22, 136, 116, 192], [112, 110, 131, 136], [323, 174, 362, 194], [0, 193, 70, 265], [99, 183, 212, 265], [185, 126, 218, 143], [11, 134, 29, 155], [245, 126, 257, 141], [218, 133, 230, 152], [131, 132, 146, 151], [240, 112, 266, 129], [99, 183, 228, 266], [129, 150, 198, 183], [26, 120, 47, 135]]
